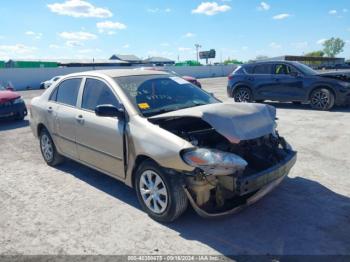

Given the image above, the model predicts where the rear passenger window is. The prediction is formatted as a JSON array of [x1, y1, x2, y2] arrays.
[[253, 64, 272, 74], [53, 79, 81, 106], [82, 78, 119, 111]]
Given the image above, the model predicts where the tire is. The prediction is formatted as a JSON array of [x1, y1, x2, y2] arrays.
[[310, 88, 335, 111], [135, 160, 188, 223], [39, 128, 64, 166], [233, 87, 253, 103]]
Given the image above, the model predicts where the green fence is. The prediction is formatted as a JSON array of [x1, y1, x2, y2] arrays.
[[0, 61, 4, 68], [6, 61, 58, 68]]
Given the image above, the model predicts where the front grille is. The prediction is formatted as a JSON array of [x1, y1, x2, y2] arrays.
[[0, 101, 13, 109]]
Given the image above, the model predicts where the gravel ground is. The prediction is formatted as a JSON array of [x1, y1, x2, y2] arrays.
[[0, 77, 349, 255]]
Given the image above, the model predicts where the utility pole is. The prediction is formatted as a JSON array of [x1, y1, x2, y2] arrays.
[[195, 44, 202, 62]]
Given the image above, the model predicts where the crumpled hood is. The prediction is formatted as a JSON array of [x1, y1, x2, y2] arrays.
[[150, 101, 276, 142], [0, 91, 20, 104]]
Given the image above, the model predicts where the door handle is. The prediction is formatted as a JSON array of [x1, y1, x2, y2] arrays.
[[47, 106, 53, 113], [273, 78, 280, 82], [76, 115, 84, 124]]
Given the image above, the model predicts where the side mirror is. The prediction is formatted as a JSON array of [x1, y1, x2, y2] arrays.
[[95, 104, 125, 119]]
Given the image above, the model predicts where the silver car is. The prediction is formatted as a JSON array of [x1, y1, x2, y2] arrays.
[[30, 69, 296, 222]]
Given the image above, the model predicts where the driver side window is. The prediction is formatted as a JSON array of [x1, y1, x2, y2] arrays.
[[274, 64, 299, 75], [82, 78, 119, 111]]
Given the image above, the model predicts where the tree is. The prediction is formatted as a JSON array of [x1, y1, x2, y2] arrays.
[[322, 37, 345, 57], [305, 51, 324, 57], [224, 59, 243, 65]]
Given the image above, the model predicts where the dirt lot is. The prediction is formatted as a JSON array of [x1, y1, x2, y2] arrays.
[[0, 77, 350, 255]]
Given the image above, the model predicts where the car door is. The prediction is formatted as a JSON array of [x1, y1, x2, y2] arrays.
[[272, 63, 305, 101], [75, 77, 125, 178], [251, 63, 275, 100], [48, 78, 82, 159]]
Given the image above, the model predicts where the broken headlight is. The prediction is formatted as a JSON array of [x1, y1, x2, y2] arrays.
[[181, 148, 248, 176]]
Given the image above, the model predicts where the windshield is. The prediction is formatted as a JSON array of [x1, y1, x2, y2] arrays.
[[115, 75, 219, 117], [295, 62, 318, 75]]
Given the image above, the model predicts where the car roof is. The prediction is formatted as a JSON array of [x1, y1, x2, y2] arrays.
[[65, 69, 169, 78], [243, 60, 299, 67]]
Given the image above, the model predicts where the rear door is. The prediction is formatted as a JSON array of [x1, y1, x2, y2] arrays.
[[49, 78, 82, 159], [251, 63, 275, 100], [272, 63, 305, 101], [75, 77, 125, 178]]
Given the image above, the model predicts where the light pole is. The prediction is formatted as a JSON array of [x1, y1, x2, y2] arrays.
[[195, 44, 202, 62]]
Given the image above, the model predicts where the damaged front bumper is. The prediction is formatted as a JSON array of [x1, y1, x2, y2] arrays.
[[184, 150, 297, 218]]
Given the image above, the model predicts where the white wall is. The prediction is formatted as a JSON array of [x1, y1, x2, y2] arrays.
[[0, 64, 237, 90]]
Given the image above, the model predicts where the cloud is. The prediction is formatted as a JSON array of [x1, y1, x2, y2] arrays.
[[160, 43, 170, 47], [329, 10, 337, 15], [258, 2, 270, 11], [292, 41, 308, 49], [65, 40, 84, 47], [192, 2, 231, 16], [147, 8, 171, 13], [96, 21, 127, 34], [49, 44, 61, 49], [183, 32, 195, 38], [0, 44, 37, 55], [317, 39, 327, 45], [178, 47, 192, 52], [47, 0, 113, 18], [25, 31, 43, 39], [272, 13, 290, 20], [122, 44, 129, 49], [59, 31, 97, 40], [269, 42, 282, 49]]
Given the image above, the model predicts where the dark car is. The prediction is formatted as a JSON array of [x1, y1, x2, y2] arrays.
[[0, 86, 27, 120], [227, 61, 350, 110], [140, 67, 202, 88]]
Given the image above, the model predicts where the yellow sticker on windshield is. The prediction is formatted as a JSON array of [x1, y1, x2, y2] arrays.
[[138, 103, 150, 110]]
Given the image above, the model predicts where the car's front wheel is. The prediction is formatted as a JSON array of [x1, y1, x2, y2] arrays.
[[310, 88, 335, 110], [39, 128, 64, 166], [233, 87, 253, 103], [135, 160, 188, 222]]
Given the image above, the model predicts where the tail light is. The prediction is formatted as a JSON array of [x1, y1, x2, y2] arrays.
[[228, 74, 234, 80]]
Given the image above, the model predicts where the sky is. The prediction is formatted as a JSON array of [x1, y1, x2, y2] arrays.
[[0, 0, 349, 62]]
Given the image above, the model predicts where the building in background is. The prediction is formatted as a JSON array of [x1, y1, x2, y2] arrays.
[[261, 55, 345, 69], [143, 56, 175, 66], [110, 54, 142, 64]]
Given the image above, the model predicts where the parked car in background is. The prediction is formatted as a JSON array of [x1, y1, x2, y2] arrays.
[[139, 67, 202, 88], [227, 61, 350, 110], [30, 69, 296, 222], [40, 75, 62, 89], [0, 85, 27, 120]]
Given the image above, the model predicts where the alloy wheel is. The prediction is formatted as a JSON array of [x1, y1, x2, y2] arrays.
[[41, 134, 54, 162], [139, 170, 168, 214], [235, 89, 251, 102], [311, 90, 330, 110]]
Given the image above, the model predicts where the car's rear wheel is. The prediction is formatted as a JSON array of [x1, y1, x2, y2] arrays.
[[135, 160, 188, 222], [233, 87, 253, 103], [310, 88, 335, 110], [39, 128, 64, 166]]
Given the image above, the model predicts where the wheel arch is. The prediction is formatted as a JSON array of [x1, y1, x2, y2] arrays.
[[308, 85, 336, 100], [130, 155, 156, 188], [37, 123, 48, 137], [232, 83, 253, 96]]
